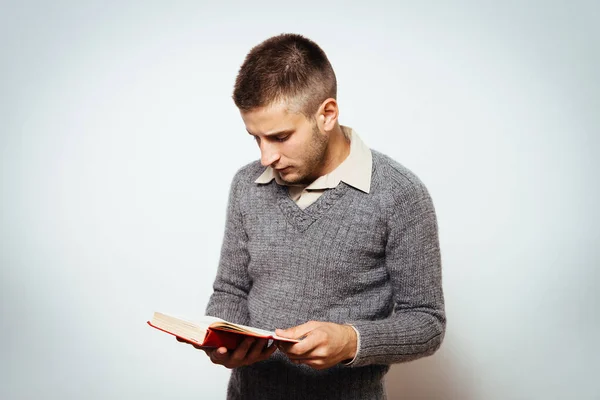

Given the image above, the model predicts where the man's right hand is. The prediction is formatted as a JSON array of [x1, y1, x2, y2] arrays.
[[176, 336, 277, 369]]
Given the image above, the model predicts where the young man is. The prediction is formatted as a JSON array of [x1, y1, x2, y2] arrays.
[[202, 33, 445, 399]]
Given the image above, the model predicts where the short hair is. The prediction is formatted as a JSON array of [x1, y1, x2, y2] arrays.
[[233, 33, 337, 117]]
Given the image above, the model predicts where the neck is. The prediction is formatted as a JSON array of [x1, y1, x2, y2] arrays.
[[316, 124, 351, 177]]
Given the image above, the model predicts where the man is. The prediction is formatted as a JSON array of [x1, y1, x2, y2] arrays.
[[198, 33, 445, 399]]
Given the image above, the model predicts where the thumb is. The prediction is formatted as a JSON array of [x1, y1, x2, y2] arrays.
[[209, 347, 228, 362], [276, 321, 316, 339]]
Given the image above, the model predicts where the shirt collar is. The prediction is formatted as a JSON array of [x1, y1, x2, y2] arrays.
[[255, 126, 372, 194]]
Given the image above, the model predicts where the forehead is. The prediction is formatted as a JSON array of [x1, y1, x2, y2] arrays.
[[240, 102, 308, 136]]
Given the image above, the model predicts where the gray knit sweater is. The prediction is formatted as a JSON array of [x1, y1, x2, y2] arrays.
[[206, 150, 445, 400]]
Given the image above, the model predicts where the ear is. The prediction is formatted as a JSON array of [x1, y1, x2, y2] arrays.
[[316, 98, 339, 132]]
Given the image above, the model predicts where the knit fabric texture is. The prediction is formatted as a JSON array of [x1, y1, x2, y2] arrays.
[[206, 150, 446, 400]]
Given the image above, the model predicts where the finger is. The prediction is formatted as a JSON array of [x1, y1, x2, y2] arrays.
[[175, 336, 204, 350], [175, 336, 195, 345], [281, 330, 322, 357], [303, 359, 329, 370], [209, 347, 229, 364], [246, 338, 269, 360], [289, 357, 313, 363], [230, 337, 255, 363], [275, 321, 317, 339], [262, 341, 278, 358], [285, 346, 326, 360], [254, 339, 277, 359], [278, 335, 308, 353], [277, 339, 300, 353]]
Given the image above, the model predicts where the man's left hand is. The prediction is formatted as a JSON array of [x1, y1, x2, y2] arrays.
[[275, 321, 357, 370]]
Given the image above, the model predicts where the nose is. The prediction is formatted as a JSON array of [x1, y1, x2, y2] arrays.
[[259, 142, 281, 167]]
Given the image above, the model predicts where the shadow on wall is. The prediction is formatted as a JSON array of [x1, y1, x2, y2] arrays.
[[385, 353, 474, 400]]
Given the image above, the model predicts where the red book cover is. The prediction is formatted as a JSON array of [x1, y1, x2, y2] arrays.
[[148, 312, 300, 351], [147, 321, 247, 350]]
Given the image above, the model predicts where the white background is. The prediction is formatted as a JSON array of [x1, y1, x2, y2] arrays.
[[1, 1, 598, 399]]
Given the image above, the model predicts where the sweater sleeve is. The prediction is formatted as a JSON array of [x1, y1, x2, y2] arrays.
[[205, 171, 252, 325], [348, 181, 446, 367]]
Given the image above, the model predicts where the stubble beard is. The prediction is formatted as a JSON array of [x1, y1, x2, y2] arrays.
[[281, 123, 328, 186]]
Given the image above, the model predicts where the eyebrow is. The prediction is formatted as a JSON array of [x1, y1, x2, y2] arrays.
[[247, 129, 294, 137]]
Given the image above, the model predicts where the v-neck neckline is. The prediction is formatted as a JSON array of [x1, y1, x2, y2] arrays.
[[274, 182, 350, 232]]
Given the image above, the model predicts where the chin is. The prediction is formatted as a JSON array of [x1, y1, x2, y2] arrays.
[[280, 174, 297, 184], [280, 171, 303, 185], [288, 175, 314, 186]]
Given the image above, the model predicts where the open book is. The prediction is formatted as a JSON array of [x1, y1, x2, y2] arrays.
[[148, 312, 300, 350]]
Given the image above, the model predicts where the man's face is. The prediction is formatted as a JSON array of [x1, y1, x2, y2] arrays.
[[241, 102, 328, 185]]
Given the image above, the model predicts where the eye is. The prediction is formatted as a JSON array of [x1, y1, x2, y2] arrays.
[[275, 135, 290, 142]]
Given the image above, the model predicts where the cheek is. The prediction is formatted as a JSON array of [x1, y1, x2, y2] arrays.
[[282, 138, 302, 160], [289, 131, 313, 158]]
